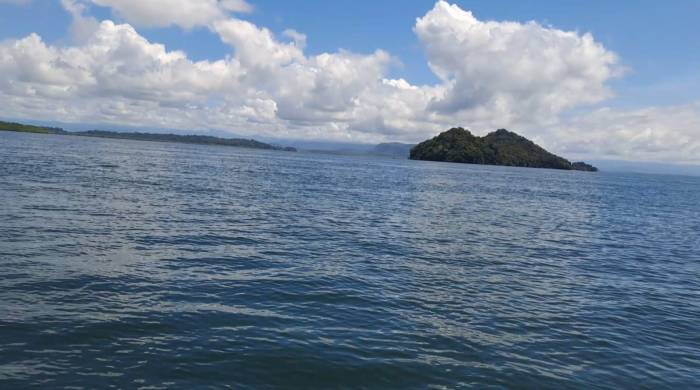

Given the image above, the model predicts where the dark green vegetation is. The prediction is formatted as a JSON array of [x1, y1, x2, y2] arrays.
[[410, 128, 597, 171], [571, 162, 598, 172], [0, 121, 296, 152], [0, 121, 65, 134], [76, 130, 296, 151]]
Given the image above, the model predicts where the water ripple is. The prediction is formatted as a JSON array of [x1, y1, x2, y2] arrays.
[[1, 132, 699, 388]]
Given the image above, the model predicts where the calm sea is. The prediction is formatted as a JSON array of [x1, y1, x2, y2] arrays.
[[1, 132, 699, 389]]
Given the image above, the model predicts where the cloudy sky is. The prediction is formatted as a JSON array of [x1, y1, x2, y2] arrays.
[[1, 0, 699, 164]]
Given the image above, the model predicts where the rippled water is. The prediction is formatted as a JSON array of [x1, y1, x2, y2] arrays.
[[1, 131, 699, 389]]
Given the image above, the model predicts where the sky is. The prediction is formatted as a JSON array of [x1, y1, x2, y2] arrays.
[[0, 0, 699, 164]]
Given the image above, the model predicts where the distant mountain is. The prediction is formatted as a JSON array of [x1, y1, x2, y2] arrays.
[[1, 121, 296, 152], [371, 142, 415, 158], [410, 128, 597, 171]]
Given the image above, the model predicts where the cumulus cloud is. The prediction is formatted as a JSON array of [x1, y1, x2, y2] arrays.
[[0, 0, 698, 163], [1, 22, 230, 98], [415, 1, 619, 126], [61, 0, 100, 43], [91, 0, 252, 28], [0, 15, 400, 142]]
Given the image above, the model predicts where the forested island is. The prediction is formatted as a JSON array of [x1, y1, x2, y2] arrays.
[[0, 121, 65, 134], [410, 128, 597, 171], [0, 121, 296, 152]]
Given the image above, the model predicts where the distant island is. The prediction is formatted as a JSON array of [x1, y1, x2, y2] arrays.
[[410, 128, 597, 171], [0, 120, 297, 152], [0, 121, 65, 134]]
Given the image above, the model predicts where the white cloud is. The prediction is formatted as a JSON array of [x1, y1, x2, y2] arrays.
[[219, 0, 252, 13], [91, 0, 252, 29], [61, 0, 100, 43], [213, 19, 304, 68], [282, 29, 307, 50], [415, 1, 619, 127], [0, 1, 698, 163], [0, 16, 398, 142], [3, 21, 234, 97], [0, 21, 240, 123], [548, 104, 700, 164]]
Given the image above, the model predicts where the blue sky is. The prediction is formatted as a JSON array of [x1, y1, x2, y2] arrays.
[[0, 0, 699, 164]]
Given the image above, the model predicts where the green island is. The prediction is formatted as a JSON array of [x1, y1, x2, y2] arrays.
[[0, 120, 296, 152], [410, 128, 597, 171], [0, 121, 65, 134]]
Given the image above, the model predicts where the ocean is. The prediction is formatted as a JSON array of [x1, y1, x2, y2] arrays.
[[1, 131, 699, 388]]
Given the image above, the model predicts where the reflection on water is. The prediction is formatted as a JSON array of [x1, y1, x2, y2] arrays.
[[1, 132, 699, 388]]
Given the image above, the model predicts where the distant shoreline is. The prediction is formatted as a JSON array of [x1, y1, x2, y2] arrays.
[[0, 121, 297, 153]]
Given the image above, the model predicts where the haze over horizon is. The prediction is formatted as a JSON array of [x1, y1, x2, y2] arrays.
[[1, 0, 699, 166]]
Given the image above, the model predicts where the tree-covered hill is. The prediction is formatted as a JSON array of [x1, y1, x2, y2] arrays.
[[410, 128, 597, 171]]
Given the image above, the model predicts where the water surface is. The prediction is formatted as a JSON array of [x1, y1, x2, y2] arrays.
[[1, 132, 699, 388]]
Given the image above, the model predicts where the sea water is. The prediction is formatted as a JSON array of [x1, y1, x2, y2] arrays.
[[1, 132, 699, 388]]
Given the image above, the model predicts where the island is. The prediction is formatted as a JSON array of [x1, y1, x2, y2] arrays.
[[410, 128, 597, 171], [0, 120, 296, 152], [0, 121, 65, 134]]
